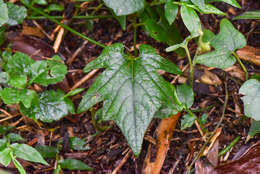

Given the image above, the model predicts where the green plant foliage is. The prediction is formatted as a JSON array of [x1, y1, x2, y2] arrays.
[[33, 0, 48, 5], [6, 133, 24, 142], [233, 11, 260, 20], [11, 143, 48, 165], [103, 0, 144, 16], [36, 145, 59, 158], [197, 19, 246, 68], [181, 113, 196, 130], [59, 159, 93, 170], [20, 90, 74, 122], [78, 43, 181, 155], [176, 84, 194, 108], [164, 0, 178, 25], [180, 3, 202, 36], [44, 4, 64, 13], [0, 125, 13, 135], [206, 0, 241, 8], [0, 148, 12, 167], [70, 137, 89, 151], [0, 0, 8, 27], [6, 3, 27, 26], [239, 79, 260, 121], [249, 120, 260, 137]]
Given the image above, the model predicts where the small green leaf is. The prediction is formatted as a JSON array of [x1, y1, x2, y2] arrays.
[[44, 4, 64, 13], [78, 43, 181, 155], [198, 4, 226, 15], [30, 55, 67, 86], [35, 145, 59, 158], [11, 143, 48, 165], [191, 0, 205, 8], [7, 133, 24, 142], [0, 1, 8, 27], [181, 5, 202, 36], [33, 0, 48, 5], [70, 137, 89, 151], [0, 125, 13, 135], [103, 0, 144, 16], [0, 72, 9, 84], [196, 49, 236, 69], [59, 159, 93, 170], [239, 79, 260, 121], [6, 3, 27, 26], [199, 113, 208, 125], [233, 11, 260, 20], [165, 0, 178, 25], [181, 113, 197, 130], [20, 90, 74, 122], [0, 138, 7, 151], [0, 148, 12, 167], [249, 120, 260, 137], [176, 84, 194, 108]]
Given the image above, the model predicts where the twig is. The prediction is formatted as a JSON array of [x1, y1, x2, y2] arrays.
[[111, 149, 131, 174], [70, 69, 99, 90], [67, 40, 88, 65], [185, 81, 229, 173]]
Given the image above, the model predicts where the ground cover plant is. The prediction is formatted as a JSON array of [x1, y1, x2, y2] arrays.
[[0, 0, 260, 173]]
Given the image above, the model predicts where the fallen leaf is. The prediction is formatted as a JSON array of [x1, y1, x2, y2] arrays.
[[236, 46, 260, 66]]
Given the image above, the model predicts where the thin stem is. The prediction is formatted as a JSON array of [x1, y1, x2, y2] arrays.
[[186, 82, 229, 174], [233, 52, 248, 81], [22, 1, 106, 48], [184, 46, 193, 87], [91, 3, 104, 16], [218, 135, 240, 157], [133, 15, 138, 56], [27, 15, 112, 20]]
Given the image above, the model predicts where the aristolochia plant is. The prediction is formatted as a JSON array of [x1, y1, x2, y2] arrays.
[[78, 43, 183, 155]]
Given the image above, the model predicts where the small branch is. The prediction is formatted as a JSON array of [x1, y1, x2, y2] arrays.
[[22, 1, 106, 48]]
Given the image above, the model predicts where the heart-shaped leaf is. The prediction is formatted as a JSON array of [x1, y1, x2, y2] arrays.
[[239, 79, 260, 121], [78, 43, 181, 155]]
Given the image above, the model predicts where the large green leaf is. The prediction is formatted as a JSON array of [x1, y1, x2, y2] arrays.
[[176, 84, 194, 108], [6, 2, 27, 26], [20, 90, 74, 122], [197, 19, 246, 69], [0, 0, 8, 27], [164, 0, 178, 25], [239, 79, 260, 121], [0, 148, 11, 167], [233, 11, 260, 20], [11, 143, 48, 165], [103, 0, 144, 16], [78, 43, 181, 155]]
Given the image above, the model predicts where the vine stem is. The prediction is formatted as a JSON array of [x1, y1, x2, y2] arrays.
[[27, 15, 112, 20], [184, 46, 193, 87], [233, 52, 248, 81], [22, 1, 106, 48], [185, 81, 229, 174]]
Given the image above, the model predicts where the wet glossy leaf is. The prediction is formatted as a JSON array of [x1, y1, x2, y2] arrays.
[[11, 143, 48, 165], [239, 79, 260, 121], [233, 10, 260, 20], [20, 90, 74, 122], [78, 43, 181, 155], [176, 84, 194, 108], [59, 159, 93, 170], [181, 5, 202, 36], [103, 0, 144, 16], [36, 145, 59, 158], [206, 0, 241, 8], [181, 113, 196, 130], [33, 0, 48, 5], [30, 55, 67, 86], [0, 0, 8, 27], [44, 4, 64, 13], [6, 3, 27, 26], [165, 0, 178, 25], [0, 148, 11, 167], [191, 0, 205, 8]]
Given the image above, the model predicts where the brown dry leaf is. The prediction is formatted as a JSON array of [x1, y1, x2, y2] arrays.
[[142, 112, 181, 174], [195, 141, 260, 174], [236, 46, 260, 66], [199, 70, 222, 85], [224, 65, 245, 81], [21, 25, 44, 38]]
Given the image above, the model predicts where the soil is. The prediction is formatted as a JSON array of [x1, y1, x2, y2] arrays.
[[0, 0, 260, 174]]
